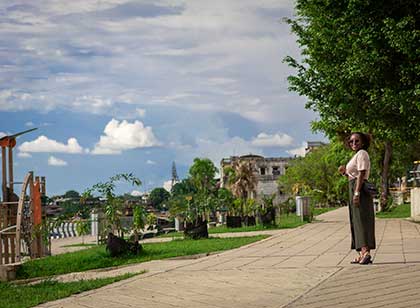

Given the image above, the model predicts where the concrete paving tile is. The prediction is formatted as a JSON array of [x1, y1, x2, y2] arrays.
[[240, 256, 288, 269], [289, 265, 420, 308], [403, 253, 420, 263], [274, 255, 318, 268], [402, 243, 420, 250], [179, 257, 228, 271], [375, 246, 403, 254], [307, 253, 347, 267], [301, 244, 337, 256], [117, 281, 233, 308], [301, 273, 420, 304], [208, 257, 260, 270], [231, 247, 271, 257], [40, 303, 92, 308], [380, 239, 403, 246], [74, 295, 135, 308], [373, 254, 405, 264], [33, 207, 420, 308]]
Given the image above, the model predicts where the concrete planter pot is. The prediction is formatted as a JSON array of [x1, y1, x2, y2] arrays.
[[226, 216, 242, 228], [243, 216, 256, 226], [260, 208, 276, 225], [184, 220, 208, 239]]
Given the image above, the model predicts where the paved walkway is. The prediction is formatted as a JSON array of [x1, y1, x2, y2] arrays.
[[38, 208, 420, 308]]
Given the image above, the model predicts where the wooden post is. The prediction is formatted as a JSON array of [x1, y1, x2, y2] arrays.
[[15, 172, 32, 262], [3, 234, 9, 264], [30, 172, 35, 258], [2, 147, 7, 202], [10, 234, 15, 263], [8, 147, 13, 195], [41, 176, 46, 196], [0, 234, 3, 265]]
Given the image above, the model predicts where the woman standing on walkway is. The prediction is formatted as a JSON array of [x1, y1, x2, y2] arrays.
[[338, 132, 375, 264]]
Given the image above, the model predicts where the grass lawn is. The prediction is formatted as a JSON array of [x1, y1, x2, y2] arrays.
[[62, 243, 97, 248], [17, 235, 267, 279], [0, 273, 138, 308], [158, 214, 306, 238], [210, 214, 305, 234], [376, 203, 411, 219], [158, 232, 184, 238], [159, 214, 306, 237]]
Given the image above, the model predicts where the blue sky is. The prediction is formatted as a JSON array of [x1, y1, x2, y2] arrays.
[[0, 1, 324, 196]]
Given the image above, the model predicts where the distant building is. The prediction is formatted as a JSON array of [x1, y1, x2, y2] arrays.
[[305, 141, 327, 155], [220, 154, 291, 204]]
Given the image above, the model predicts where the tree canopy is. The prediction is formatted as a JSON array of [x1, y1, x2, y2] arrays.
[[148, 187, 170, 210], [285, 0, 419, 139], [285, 0, 420, 208], [171, 178, 197, 197], [63, 190, 80, 199], [279, 141, 351, 207], [188, 158, 218, 194]]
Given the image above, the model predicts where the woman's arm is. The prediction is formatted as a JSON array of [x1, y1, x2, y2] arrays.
[[338, 165, 347, 177], [353, 170, 367, 206]]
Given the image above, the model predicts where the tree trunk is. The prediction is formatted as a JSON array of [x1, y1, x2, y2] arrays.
[[380, 141, 392, 211]]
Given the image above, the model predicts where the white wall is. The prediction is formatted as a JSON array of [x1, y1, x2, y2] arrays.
[[410, 188, 420, 221]]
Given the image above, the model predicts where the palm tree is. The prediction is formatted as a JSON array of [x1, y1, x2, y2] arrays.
[[227, 160, 258, 216]]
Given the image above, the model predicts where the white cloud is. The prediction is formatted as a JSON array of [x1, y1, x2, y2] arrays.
[[91, 119, 160, 155], [172, 136, 263, 167], [251, 133, 294, 147], [72, 95, 113, 114], [130, 190, 142, 197], [287, 142, 307, 157], [146, 159, 156, 165], [48, 156, 68, 166], [18, 135, 84, 154], [136, 108, 146, 118], [18, 152, 32, 158], [0, 132, 6, 138], [0, 0, 316, 127], [25, 121, 34, 127]]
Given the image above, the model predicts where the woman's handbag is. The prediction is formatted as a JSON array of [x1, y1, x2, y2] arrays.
[[363, 181, 378, 197]]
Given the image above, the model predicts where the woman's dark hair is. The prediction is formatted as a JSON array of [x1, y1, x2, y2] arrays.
[[347, 132, 371, 150]]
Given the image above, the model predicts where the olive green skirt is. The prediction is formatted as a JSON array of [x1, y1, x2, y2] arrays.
[[348, 179, 376, 251]]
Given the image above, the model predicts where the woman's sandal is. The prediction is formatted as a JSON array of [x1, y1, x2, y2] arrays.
[[350, 254, 361, 264], [359, 252, 372, 265]]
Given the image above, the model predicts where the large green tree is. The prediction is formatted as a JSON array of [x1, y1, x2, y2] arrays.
[[169, 158, 219, 224], [279, 141, 352, 207], [171, 178, 197, 197], [189, 158, 218, 194], [148, 187, 170, 210], [285, 0, 420, 209], [63, 190, 80, 199]]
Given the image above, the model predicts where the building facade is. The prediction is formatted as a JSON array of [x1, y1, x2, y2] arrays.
[[220, 154, 291, 204]]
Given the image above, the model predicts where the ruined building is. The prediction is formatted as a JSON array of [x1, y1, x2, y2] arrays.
[[220, 154, 291, 204]]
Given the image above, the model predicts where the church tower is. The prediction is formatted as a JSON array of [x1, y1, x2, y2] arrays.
[[171, 161, 179, 188]]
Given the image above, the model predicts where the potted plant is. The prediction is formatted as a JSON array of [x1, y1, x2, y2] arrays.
[[83, 173, 143, 256], [259, 194, 276, 226], [183, 194, 209, 239], [243, 198, 257, 226], [226, 198, 242, 228]]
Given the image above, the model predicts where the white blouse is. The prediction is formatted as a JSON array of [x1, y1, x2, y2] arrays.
[[346, 149, 370, 180]]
